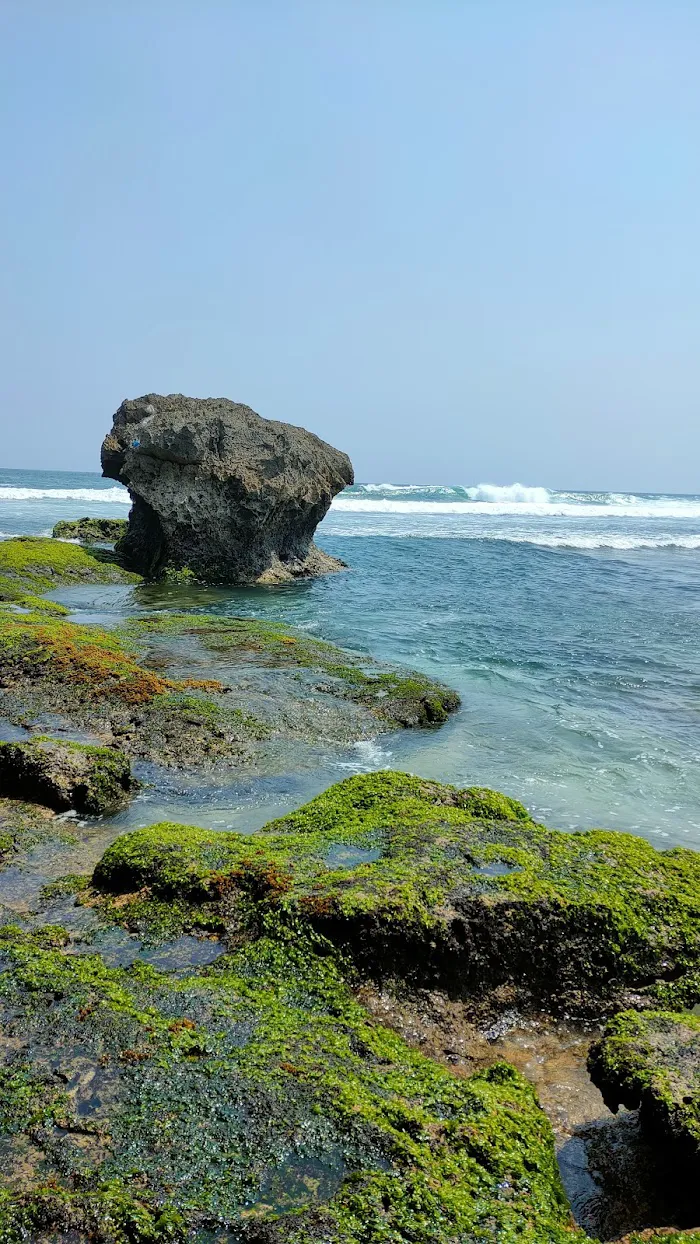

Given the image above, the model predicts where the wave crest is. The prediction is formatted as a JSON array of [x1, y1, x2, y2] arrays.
[[0, 487, 130, 503], [465, 482, 551, 504]]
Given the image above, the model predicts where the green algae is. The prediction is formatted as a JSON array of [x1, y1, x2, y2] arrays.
[[0, 535, 136, 617], [0, 797, 72, 867], [39, 873, 91, 902], [0, 924, 582, 1243], [589, 1009, 700, 1161], [150, 690, 270, 740], [52, 517, 128, 543], [0, 737, 136, 815], [93, 772, 700, 1013], [120, 614, 460, 729], [0, 609, 269, 766], [0, 536, 139, 594]]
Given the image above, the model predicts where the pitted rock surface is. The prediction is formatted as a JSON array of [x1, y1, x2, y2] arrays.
[[101, 393, 353, 582]]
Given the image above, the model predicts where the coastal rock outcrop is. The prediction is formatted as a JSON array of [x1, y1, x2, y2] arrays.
[[0, 737, 136, 815], [91, 770, 700, 1015], [101, 393, 354, 583], [589, 1010, 700, 1164]]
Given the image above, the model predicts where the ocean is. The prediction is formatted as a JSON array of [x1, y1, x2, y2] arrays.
[[2, 465, 700, 848]]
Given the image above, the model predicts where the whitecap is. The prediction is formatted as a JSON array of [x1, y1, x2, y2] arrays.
[[0, 486, 130, 503]]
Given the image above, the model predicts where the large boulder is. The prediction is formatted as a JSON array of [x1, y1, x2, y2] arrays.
[[101, 393, 354, 583]]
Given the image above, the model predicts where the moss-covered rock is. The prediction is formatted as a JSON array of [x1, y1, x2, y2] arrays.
[[589, 1009, 700, 1174], [52, 517, 129, 543], [0, 536, 136, 617], [0, 737, 136, 815], [0, 536, 138, 594], [0, 797, 63, 866], [0, 548, 458, 770], [0, 924, 583, 1243], [0, 609, 267, 767], [120, 613, 460, 729], [92, 772, 700, 1014]]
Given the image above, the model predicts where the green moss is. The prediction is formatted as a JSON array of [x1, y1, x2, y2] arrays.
[[0, 573, 70, 615], [150, 690, 270, 740], [0, 610, 225, 708], [52, 517, 128, 543], [162, 565, 196, 583], [0, 536, 138, 593], [0, 924, 583, 1242], [39, 873, 91, 902], [92, 771, 700, 1012], [589, 1009, 700, 1158], [0, 1185, 186, 1243], [0, 1062, 68, 1135], [0, 797, 68, 867], [0, 736, 136, 815]]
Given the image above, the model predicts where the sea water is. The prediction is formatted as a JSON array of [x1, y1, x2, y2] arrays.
[[2, 467, 700, 847]]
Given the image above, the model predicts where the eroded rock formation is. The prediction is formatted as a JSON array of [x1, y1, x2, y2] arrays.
[[101, 393, 353, 582]]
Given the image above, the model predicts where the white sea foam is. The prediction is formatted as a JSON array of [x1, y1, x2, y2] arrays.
[[509, 534, 700, 551], [356, 482, 458, 495], [464, 482, 552, 504], [332, 497, 700, 519], [0, 487, 130, 503], [325, 523, 700, 549]]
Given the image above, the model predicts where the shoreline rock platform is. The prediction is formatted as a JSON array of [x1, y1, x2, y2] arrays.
[[0, 525, 699, 1237]]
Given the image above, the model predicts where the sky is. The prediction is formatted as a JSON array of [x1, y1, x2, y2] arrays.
[[0, 2, 699, 490]]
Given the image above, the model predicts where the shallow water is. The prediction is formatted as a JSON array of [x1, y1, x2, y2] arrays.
[[4, 467, 700, 842], [50, 529, 700, 850], [3, 469, 700, 1235]]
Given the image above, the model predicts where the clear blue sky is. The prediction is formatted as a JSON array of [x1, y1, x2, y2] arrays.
[[1, 2, 698, 489]]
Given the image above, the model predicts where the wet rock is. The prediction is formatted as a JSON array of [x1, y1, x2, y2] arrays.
[[52, 517, 128, 543], [0, 738, 136, 815], [91, 771, 700, 1015], [0, 797, 58, 867], [616, 1231, 700, 1242], [0, 535, 137, 616], [589, 1010, 700, 1172], [101, 392, 354, 583], [0, 602, 458, 771], [0, 925, 583, 1242]]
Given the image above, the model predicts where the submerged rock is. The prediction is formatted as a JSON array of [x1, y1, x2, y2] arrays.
[[101, 392, 354, 582], [92, 771, 700, 1015], [0, 584, 459, 771], [589, 1010, 700, 1170], [52, 516, 128, 543], [0, 738, 136, 815]]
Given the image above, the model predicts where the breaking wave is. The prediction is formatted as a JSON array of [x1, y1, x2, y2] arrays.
[[332, 497, 700, 519], [0, 487, 130, 503]]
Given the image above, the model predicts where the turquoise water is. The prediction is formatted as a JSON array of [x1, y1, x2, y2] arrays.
[[2, 467, 700, 846]]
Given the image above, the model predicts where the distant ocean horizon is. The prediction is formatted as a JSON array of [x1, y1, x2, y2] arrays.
[[3, 465, 700, 550], [3, 463, 700, 848]]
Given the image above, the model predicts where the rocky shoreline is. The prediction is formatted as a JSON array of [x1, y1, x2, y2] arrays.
[[0, 527, 699, 1241]]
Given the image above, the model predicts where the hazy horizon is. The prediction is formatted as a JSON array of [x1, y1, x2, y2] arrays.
[[1, 3, 699, 490]]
